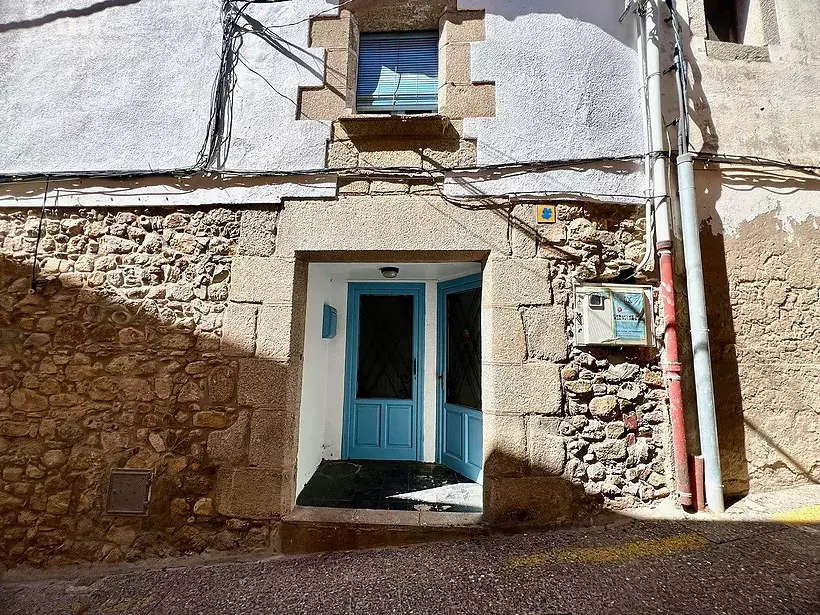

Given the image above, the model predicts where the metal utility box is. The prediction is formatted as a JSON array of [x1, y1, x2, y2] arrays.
[[573, 284, 654, 347]]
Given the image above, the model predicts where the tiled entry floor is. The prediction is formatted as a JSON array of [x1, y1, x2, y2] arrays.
[[296, 460, 482, 513]]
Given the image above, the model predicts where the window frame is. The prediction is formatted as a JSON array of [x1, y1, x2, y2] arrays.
[[355, 30, 440, 115]]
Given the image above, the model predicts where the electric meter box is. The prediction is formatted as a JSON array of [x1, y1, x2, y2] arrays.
[[573, 284, 655, 347]]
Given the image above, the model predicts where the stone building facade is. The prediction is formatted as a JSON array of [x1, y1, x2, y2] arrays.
[[0, 0, 816, 569], [672, 0, 820, 496]]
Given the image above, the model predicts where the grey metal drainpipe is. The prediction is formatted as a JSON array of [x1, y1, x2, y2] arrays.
[[675, 153, 725, 513], [665, 0, 726, 513]]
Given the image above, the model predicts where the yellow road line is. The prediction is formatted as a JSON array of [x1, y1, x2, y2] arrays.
[[507, 533, 710, 568], [773, 504, 820, 525]]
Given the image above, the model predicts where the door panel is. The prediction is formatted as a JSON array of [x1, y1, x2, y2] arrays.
[[438, 274, 483, 483], [353, 403, 381, 448], [445, 408, 464, 459], [343, 284, 424, 461], [385, 403, 414, 448]]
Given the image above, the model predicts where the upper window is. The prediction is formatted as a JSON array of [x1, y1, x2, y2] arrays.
[[356, 31, 439, 114], [704, 0, 740, 43]]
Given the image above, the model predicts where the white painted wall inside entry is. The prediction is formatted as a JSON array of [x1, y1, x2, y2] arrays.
[[296, 262, 482, 495]]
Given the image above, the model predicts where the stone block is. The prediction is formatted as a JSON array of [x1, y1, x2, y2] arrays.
[[299, 87, 346, 121], [484, 362, 562, 416], [421, 140, 477, 171], [324, 48, 353, 92], [484, 307, 526, 365], [207, 411, 249, 466], [309, 14, 351, 49], [526, 416, 567, 476], [249, 409, 297, 469], [521, 305, 568, 362], [358, 146, 423, 168], [589, 395, 619, 420], [370, 180, 410, 194], [441, 11, 486, 43], [440, 42, 472, 85], [508, 204, 538, 258], [327, 139, 359, 168], [256, 304, 294, 361], [230, 257, 296, 304], [483, 412, 527, 477], [591, 439, 628, 461], [221, 302, 258, 357], [339, 179, 370, 194], [484, 476, 584, 526], [484, 256, 553, 307], [208, 365, 236, 404], [237, 359, 289, 408], [276, 196, 509, 256], [215, 467, 294, 519], [238, 209, 277, 257], [441, 83, 495, 119]]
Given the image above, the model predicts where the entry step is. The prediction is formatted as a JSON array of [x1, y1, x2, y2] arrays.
[[281, 506, 487, 554]]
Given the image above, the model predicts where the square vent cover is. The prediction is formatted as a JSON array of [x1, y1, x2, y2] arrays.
[[106, 468, 153, 515]]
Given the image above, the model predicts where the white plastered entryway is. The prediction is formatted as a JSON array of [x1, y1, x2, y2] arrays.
[[296, 262, 482, 495]]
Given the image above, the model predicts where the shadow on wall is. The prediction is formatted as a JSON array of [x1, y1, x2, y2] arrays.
[[0, 0, 142, 33], [0, 208, 286, 568], [480, 0, 637, 46]]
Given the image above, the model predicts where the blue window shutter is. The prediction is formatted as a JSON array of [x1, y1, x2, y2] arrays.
[[357, 31, 439, 113]]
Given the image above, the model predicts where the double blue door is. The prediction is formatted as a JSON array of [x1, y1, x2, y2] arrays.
[[342, 277, 483, 482]]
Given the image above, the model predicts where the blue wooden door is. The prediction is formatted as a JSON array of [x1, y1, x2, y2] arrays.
[[343, 283, 424, 461], [438, 275, 483, 482]]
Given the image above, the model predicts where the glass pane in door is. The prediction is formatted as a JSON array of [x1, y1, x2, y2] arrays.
[[446, 287, 482, 409], [357, 294, 414, 399]]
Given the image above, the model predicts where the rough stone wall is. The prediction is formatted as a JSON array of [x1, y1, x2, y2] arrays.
[[482, 202, 669, 525], [0, 208, 276, 569], [701, 212, 820, 495], [0, 192, 673, 568]]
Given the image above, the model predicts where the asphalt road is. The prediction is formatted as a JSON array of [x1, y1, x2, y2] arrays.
[[2, 518, 819, 615]]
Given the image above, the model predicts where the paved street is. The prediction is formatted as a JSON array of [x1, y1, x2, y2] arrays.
[[2, 512, 819, 615]]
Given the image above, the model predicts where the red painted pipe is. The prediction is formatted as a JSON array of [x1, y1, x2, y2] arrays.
[[658, 241, 693, 507], [692, 455, 706, 512]]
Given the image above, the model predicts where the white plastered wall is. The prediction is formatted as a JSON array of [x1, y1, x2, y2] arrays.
[[674, 0, 820, 234], [0, 0, 338, 204], [446, 0, 646, 200], [296, 261, 482, 494], [2, 1, 650, 205]]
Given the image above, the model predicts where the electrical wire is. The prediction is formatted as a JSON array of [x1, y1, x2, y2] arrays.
[[2, 1, 818, 199], [29, 177, 49, 292]]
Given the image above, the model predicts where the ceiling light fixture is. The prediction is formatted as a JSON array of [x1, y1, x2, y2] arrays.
[[379, 266, 399, 279]]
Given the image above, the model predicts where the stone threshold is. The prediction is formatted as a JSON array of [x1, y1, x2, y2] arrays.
[[281, 506, 487, 554]]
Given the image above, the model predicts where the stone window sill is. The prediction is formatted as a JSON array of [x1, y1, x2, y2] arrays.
[[338, 114, 453, 139], [705, 40, 770, 62]]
